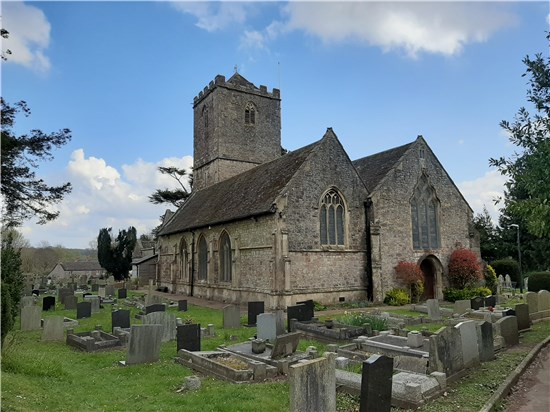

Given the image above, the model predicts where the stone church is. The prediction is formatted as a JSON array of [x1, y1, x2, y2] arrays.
[[156, 72, 479, 309]]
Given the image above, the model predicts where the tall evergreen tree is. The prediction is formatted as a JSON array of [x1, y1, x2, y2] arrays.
[[1, 232, 24, 344], [97, 227, 137, 281]]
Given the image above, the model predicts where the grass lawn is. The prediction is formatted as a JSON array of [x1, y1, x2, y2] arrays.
[[2, 294, 549, 412]]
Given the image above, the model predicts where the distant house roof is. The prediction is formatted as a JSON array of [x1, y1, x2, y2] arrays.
[[353, 141, 415, 191], [60, 261, 104, 272], [132, 254, 158, 265], [158, 138, 322, 236]]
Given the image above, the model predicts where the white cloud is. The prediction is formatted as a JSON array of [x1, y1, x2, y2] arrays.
[[240, 30, 267, 51], [458, 170, 508, 225], [2, 1, 51, 72], [21, 150, 194, 249], [170, 1, 250, 32]]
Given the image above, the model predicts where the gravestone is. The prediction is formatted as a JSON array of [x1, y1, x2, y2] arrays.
[[470, 297, 483, 311], [428, 326, 464, 377], [98, 286, 106, 298], [21, 306, 41, 331], [289, 356, 336, 412], [176, 323, 201, 352], [495, 316, 519, 346], [105, 284, 115, 297], [126, 324, 163, 364], [271, 332, 301, 359], [145, 279, 155, 306], [484, 295, 496, 308], [296, 299, 315, 319], [142, 311, 177, 342], [538, 290, 550, 312], [76, 301, 92, 319], [525, 292, 539, 314], [476, 321, 495, 362], [145, 304, 166, 315], [112, 310, 131, 331], [223, 305, 241, 329], [524, 277, 528, 291], [455, 320, 480, 368], [42, 296, 56, 311], [178, 299, 188, 312], [91, 284, 99, 292], [89, 296, 100, 314], [117, 288, 127, 299], [505, 274, 512, 289], [42, 316, 64, 341], [453, 299, 470, 315], [502, 308, 516, 317], [359, 354, 393, 412], [287, 303, 312, 331], [257, 313, 277, 342], [64, 295, 78, 310], [32, 289, 40, 296], [20, 296, 35, 308], [58, 288, 73, 304], [83, 292, 92, 298], [514, 303, 530, 331], [247, 301, 265, 326], [426, 299, 441, 320]]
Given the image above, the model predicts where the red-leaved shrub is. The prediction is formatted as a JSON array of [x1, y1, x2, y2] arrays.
[[448, 249, 482, 289], [395, 261, 424, 302]]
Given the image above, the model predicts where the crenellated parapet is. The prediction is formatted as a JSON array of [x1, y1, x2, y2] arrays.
[[193, 74, 280, 107]]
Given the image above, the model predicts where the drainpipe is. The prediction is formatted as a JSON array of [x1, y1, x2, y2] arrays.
[[190, 231, 195, 297], [364, 199, 374, 301]]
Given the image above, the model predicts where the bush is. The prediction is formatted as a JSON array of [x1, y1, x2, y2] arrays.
[[448, 248, 482, 289], [484, 264, 498, 294], [527, 272, 550, 292], [1, 233, 23, 345], [490, 259, 520, 284], [384, 288, 410, 306], [443, 286, 492, 302]]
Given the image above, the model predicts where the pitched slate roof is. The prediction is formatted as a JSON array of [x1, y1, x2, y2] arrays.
[[132, 254, 158, 265], [60, 261, 103, 272], [352, 141, 415, 192], [158, 140, 321, 235]]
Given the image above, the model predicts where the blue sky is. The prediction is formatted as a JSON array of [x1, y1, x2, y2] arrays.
[[2, 1, 549, 249]]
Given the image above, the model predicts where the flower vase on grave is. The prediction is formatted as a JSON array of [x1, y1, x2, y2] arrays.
[[325, 319, 334, 329]]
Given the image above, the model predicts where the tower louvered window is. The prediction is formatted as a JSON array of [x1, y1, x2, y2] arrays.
[[411, 174, 440, 250], [245, 103, 256, 125], [320, 189, 345, 246]]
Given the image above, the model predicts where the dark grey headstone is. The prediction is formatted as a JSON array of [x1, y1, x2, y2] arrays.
[[514, 303, 530, 331], [178, 299, 188, 312], [42, 296, 55, 311], [177, 324, 201, 352], [64, 295, 78, 310], [470, 297, 483, 311], [32, 289, 40, 296], [287, 303, 313, 330], [360, 354, 393, 412], [112, 309, 131, 331], [502, 309, 516, 317], [247, 301, 265, 326], [476, 321, 495, 362], [296, 299, 315, 319], [76, 301, 92, 319], [484, 295, 496, 308], [145, 304, 166, 314], [117, 288, 127, 299], [58, 288, 73, 304], [83, 293, 92, 298], [91, 284, 99, 292]]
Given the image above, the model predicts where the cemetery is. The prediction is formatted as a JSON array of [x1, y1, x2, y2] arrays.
[[2, 282, 550, 412]]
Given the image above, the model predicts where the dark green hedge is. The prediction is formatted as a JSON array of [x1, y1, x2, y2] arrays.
[[443, 287, 492, 302], [490, 259, 520, 283], [527, 272, 550, 292]]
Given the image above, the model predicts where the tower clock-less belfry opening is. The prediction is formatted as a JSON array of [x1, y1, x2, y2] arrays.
[[157, 72, 479, 309]]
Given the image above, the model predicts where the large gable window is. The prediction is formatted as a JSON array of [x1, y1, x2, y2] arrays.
[[219, 231, 232, 282], [245, 102, 256, 125], [411, 174, 440, 250], [198, 235, 208, 280], [320, 189, 345, 246]]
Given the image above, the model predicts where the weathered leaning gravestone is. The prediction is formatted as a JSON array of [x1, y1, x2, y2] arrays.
[[21, 305, 42, 331], [289, 355, 336, 412], [126, 324, 163, 365], [223, 305, 241, 329], [42, 316, 65, 341]]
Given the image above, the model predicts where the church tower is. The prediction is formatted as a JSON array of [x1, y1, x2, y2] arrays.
[[192, 73, 282, 191]]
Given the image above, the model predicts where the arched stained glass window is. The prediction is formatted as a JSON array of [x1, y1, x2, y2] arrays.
[[219, 232, 232, 282], [198, 235, 208, 280], [320, 189, 345, 246], [411, 174, 440, 250]]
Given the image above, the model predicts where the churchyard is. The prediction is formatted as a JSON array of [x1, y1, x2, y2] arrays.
[[2, 284, 550, 412]]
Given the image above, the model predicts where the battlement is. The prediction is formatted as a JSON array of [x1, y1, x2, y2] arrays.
[[193, 74, 280, 106]]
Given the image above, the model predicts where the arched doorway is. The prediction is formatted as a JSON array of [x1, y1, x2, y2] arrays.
[[420, 255, 443, 300]]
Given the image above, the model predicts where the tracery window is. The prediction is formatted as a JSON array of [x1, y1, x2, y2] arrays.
[[198, 235, 208, 280], [179, 239, 188, 280], [245, 102, 256, 125], [219, 232, 232, 282], [411, 174, 440, 250], [320, 189, 345, 246]]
